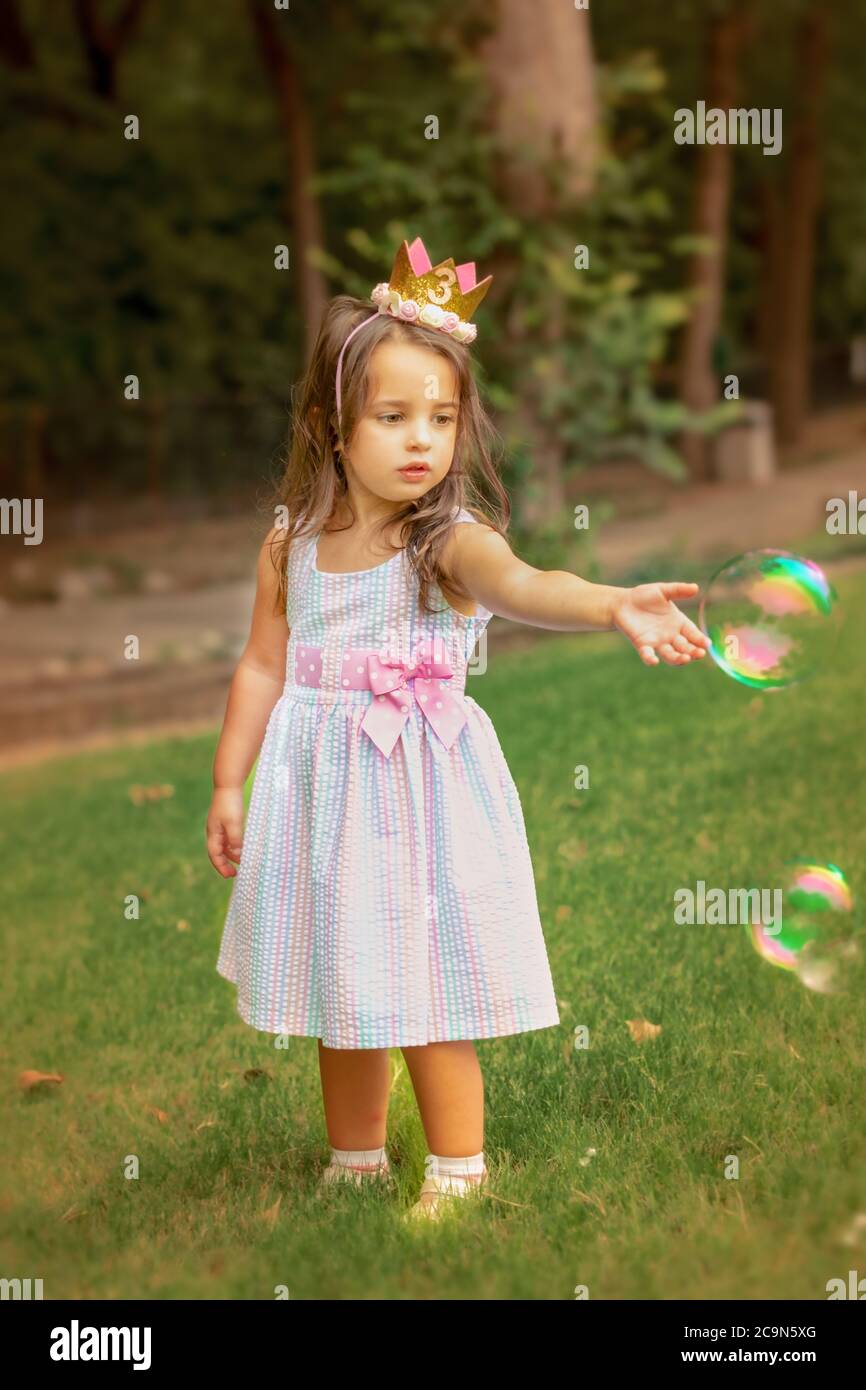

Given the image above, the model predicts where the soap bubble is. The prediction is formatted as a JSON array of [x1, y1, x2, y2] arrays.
[[794, 936, 861, 995], [747, 862, 859, 993], [699, 550, 840, 689]]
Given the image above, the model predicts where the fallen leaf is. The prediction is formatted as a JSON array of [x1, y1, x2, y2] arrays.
[[839, 1212, 866, 1247], [147, 1106, 169, 1123], [626, 1018, 662, 1043], [128, 784, 174, 805], [557, 840, 587, 865], [176, 919, 190, 932], [261, 1193, 283, 1229], [19, 1069, 64, 1091]]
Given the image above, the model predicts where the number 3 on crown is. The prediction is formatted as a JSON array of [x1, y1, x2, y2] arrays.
[[427, 266, 456, 305]]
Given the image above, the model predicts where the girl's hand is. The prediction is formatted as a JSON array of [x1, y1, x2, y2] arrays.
[[207, 787, 246, 878], [611, 582, 712, 667]]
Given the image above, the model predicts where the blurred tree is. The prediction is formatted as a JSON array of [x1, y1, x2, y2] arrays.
[[769, 8, 830, 443], [245, 0, 327, 364], [478, 0, 598, 527], [0, 0, 306, 500], [2, 0, 860, 516], [0, 0, 35, 67], [676, 2, 751, 480], [72, 0, 150, 101], [594, 0, 865, 455]]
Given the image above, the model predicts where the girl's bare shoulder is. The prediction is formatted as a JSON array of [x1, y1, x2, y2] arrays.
[[440, 506, 496, 569]]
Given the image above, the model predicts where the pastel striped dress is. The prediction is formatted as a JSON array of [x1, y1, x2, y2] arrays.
[[216, 507, 560, 1049]]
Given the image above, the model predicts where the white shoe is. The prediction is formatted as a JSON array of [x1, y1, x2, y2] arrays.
[[318, 1158, 393, 1192], [402, 1168, 488, 1223]]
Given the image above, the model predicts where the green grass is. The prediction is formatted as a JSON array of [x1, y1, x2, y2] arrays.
[[2, 572, 865, 1300]]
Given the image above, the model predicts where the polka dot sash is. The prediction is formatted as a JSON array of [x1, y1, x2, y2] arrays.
[[293, 637, 468, 758]]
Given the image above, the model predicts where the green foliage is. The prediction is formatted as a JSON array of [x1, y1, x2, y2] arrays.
[[484, 52, 734, 481], [508, 501, 609, 582], [2, 0, 861, 502], [593, 0, 866, 367]]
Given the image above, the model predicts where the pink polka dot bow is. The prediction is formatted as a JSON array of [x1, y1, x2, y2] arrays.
[[360, 637, 468, 758]]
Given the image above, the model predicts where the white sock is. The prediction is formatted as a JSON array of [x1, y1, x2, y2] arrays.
[[330, 1145, 389, 1173], [424, 1150, 486, 1193]]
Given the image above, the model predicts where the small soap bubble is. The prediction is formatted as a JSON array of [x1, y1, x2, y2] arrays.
[[748, 862, 858, 993]]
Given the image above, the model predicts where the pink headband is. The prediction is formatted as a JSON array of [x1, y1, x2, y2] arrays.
[[334, 312, 379, 443]]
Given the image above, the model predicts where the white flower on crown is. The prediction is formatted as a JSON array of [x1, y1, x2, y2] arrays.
[[369, 281, 476, 340], [452, 320, 477, 343], [419, 302, 446, 328]]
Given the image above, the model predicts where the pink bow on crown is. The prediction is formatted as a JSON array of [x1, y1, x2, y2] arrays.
[[359, 637, 468, 758]]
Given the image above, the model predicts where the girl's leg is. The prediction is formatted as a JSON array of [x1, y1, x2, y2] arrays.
[[399, 1040, 484, 1155], [317, 1039, 391, 1149]]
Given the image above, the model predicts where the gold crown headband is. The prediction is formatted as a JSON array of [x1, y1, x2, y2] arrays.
[[334, 236, 492, 439]]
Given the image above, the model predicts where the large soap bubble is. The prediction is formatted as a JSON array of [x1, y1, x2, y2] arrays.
[[698, 550, 840, 689]]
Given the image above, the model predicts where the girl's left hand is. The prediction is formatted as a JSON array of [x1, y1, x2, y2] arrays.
[[611, 582, 713, 666]]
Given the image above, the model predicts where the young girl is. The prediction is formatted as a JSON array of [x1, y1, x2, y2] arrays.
[[208, 236, 710, 1222]]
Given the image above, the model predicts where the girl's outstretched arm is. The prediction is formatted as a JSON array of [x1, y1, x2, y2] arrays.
[[443, 521, 712, 668]]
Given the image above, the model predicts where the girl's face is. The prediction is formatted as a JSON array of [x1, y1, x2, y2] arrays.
[[342, 339, 459, 506]]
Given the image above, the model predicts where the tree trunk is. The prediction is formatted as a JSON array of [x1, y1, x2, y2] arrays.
[[756, 179, 785, 376], [479, 0, 597, 211], [246, 0, 327, 367], [72, 0, 150, 100], [0, 0, 93, 126], [677, 7, 750, 481], [478, 0, 598, 529], [770, 11, 830, 445], [0, 0, 35, 68]]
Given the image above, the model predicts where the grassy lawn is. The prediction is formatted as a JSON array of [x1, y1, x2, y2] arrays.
[[2, 569, 864, 1301]]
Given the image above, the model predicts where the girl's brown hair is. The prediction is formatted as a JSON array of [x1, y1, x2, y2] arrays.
[[265, 294, 510, 617]]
